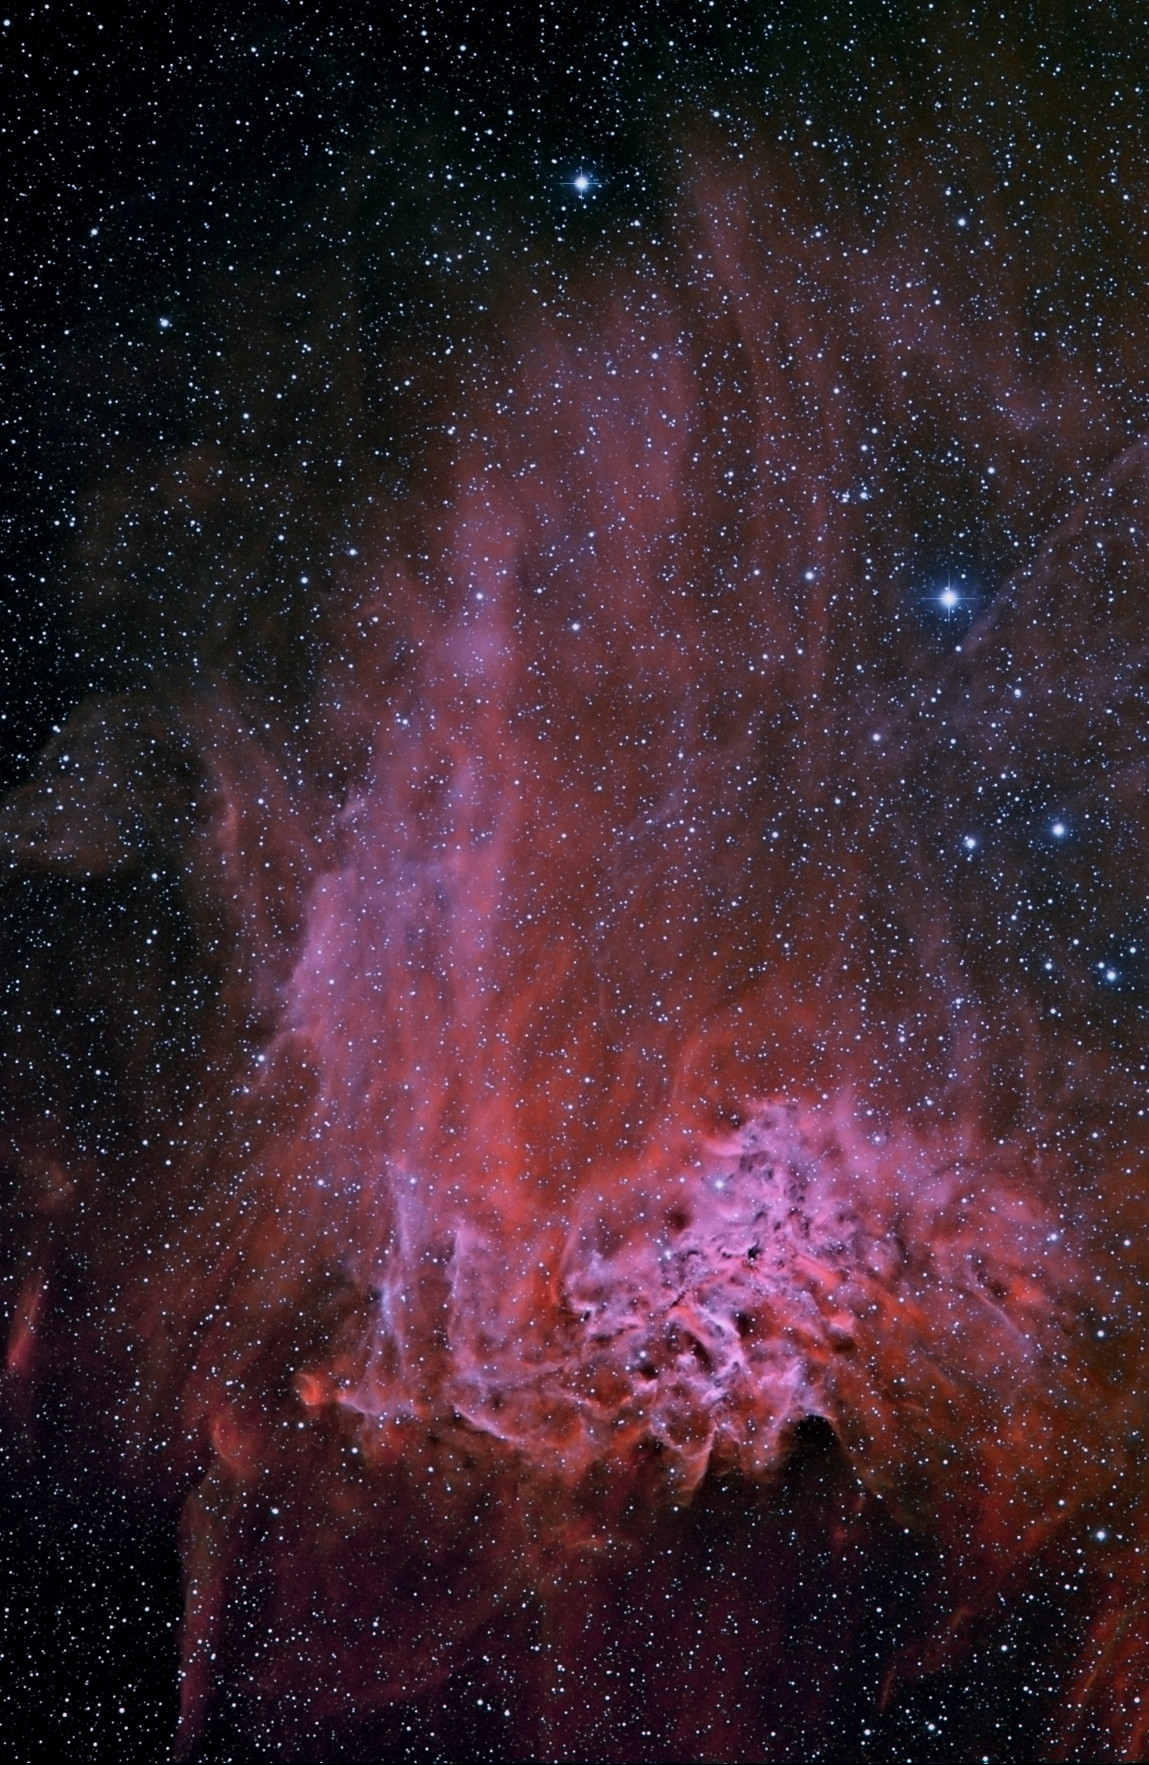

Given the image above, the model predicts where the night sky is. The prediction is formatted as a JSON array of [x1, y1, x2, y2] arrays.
[[4, 4, 1149, 1760]]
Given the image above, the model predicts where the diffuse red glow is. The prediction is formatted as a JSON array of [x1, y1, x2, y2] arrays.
[[4, 136, 1149, 1759]]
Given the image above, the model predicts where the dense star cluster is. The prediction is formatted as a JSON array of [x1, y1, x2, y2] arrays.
[[4, 4, 1149, 1761]]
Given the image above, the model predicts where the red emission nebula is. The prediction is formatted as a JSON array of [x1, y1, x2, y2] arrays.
[[6, 104, 1149, 1763]]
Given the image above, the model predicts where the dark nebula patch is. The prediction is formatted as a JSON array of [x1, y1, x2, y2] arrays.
[[4, 6, 1149, 1760]]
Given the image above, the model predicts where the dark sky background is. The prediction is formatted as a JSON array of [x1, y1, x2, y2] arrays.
[[5, 5, 1149, 1761], [7, 0, 1143, 792]]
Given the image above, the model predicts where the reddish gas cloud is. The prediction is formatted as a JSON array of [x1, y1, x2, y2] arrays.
[[4, 126, 1149, 1759]]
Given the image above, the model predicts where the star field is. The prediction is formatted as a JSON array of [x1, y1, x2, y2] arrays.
[[4, 5, 1149, 1762]]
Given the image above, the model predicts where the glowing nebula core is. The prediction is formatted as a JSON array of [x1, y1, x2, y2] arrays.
[[4, 97, 1149, 1761]]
